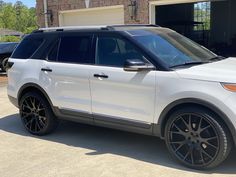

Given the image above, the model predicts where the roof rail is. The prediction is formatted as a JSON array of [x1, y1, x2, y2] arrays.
[[33, 25, 109, 33], [110, 24, 160, 28], [32, 24, 160, 33]]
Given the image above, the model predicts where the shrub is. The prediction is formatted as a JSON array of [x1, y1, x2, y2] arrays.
[[0, 35, 21, 42]]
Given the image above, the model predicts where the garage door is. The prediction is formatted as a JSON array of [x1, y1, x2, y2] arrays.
[[59, 5, 124, 26]]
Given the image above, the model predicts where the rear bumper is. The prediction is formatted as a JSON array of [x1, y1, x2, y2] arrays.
[[8, 95, 18, 108]]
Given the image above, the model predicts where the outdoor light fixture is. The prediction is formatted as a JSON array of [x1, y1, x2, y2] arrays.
[[128, 0, 137, 20], [45, 10, 53, 25], [40, 9, 53, 26]]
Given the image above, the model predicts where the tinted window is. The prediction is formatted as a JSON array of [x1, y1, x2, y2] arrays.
[[48, 40, 59, 61], [12, 37, 44, 59], [96, 37, 145, 67], [132, 28, 216, 67], [58, 36, 92, 64]]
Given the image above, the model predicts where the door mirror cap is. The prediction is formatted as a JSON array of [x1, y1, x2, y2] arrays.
[[124, 59, 155, 72]]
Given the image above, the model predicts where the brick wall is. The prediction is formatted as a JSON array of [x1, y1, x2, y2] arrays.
[[36, 0, 154, 27]]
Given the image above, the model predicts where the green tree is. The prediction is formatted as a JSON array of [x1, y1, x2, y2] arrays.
[[0, 1, 37, 34]]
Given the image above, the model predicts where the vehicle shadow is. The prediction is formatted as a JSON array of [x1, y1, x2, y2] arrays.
[[0, 114, 235, 174]]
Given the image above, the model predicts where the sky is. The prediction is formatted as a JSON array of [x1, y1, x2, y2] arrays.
[[3, 0, 36, 7]]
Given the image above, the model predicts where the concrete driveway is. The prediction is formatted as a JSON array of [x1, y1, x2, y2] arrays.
[[0, 80, 236, 177]]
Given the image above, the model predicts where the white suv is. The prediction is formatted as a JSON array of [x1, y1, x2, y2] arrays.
[[7, 25, 236, 169]]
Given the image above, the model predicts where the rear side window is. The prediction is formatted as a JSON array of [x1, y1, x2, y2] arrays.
[[12, 37, 44, 59], [48, 40, 59, 61], [57, 36, 92, 64]]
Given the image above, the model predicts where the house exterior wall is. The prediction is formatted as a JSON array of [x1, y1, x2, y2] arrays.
[[36, 0, 158, 27]]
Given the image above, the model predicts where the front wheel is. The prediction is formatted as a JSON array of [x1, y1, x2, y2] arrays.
[[165, 106, 232, 170], [19, 92, 58, 135]]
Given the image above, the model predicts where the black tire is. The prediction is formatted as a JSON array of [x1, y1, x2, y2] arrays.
[[19, 92, 58, 136], [1, 57, 8, 72], [165, 106, 232, 170]]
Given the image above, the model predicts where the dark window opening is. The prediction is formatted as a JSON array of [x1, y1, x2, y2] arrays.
[[58, 36, 92, 64], [48, 40, 60, 61], [12, 37, 44, 59], [96, 36, 145, 67]]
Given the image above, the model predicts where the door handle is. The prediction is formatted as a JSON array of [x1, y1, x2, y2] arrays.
[[93, 74, 109, 79], [41, 68, 52, 72]]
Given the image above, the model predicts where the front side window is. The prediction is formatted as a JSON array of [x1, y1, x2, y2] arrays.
[[57, 35, 92, 64], [96, 36, 145, 67]]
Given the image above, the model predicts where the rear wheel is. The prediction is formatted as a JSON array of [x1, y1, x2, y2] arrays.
[[19, 92, 58, 135], [165, 106, 232, 169]]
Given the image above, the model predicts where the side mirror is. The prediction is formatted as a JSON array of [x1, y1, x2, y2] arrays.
[[123, 59, 155, 72]]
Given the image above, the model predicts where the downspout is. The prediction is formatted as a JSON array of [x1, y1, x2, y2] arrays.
[[43, 0, 48, 28]]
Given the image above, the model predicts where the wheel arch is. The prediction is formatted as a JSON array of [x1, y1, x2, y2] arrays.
[[158, 98, 236, 146], [18, 83, 54, 110]]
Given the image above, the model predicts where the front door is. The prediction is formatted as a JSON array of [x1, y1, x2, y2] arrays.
[[90, 34, 156, 124]]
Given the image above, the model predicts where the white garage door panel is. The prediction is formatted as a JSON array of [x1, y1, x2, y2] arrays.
[[59, 6, 124, 26]]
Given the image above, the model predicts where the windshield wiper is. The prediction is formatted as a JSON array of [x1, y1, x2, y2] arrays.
[[209, 55, 226, 61], [170, 61, 209, 68]]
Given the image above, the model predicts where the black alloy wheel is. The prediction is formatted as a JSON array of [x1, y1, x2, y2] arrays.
[[20, 92, 58, 135], [165, 107, 232, 169]]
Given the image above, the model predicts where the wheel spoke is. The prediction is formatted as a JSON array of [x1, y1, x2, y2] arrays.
[[37, 108, 45, 112], [174, 142, 185, 152], [23, 100, 33, 111], [170, 140, 186, 144], [188, 114, 192, 130], [201, 148, 214, 160], [171, 123, 187, 136], [29, 97, 35, 110], [39, 119, 46, 126], [196, 117, 203, 133], [22, 104, 32, 111], [29, 118, 34, 131], [204, 136, 217, 141], [184, 149, 191, 160], [200, 125, 211, 133], [21, 112, 32, 118], [180, 116, 191, 131], [25, 118, 33, 127], [199, 150, 205, 164], [190, 149, 194, 164], [202, 141, 217, 149], [34, 118, 37, 131]]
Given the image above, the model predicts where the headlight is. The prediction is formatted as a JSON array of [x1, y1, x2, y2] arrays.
[[221, 83, 236, 92]]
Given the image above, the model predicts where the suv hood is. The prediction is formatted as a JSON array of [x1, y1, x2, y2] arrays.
[[175, 57, 236, 83]]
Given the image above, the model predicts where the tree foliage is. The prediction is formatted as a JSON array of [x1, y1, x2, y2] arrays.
[[0, 0, 37, 34]]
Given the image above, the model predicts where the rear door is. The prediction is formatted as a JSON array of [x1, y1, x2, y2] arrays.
[[41, 32, 94, 120]]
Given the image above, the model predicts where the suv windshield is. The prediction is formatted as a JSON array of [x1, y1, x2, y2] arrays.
[[130, 28, 217, 68]]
